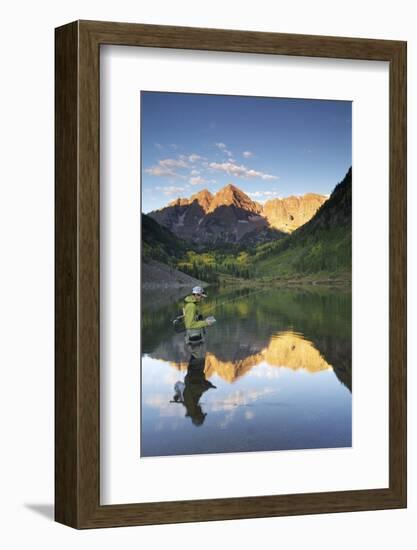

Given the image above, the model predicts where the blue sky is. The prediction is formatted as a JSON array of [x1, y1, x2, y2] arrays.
[[141, 91, 351, 213]]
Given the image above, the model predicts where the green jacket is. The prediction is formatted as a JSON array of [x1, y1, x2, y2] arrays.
[[183, 295, 209, 330]]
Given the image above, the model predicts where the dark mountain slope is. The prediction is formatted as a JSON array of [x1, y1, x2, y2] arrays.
[[252, 168, 352, 279], [142, 212, 186, 264], [297, 167, 351, 234]]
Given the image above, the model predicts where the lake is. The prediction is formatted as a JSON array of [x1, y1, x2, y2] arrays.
[[141, 285, 352, 457]]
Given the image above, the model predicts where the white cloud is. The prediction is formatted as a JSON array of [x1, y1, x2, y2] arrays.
[[155, 185, 186, 195], [214, 142, 233, 157], [209, 162, 247, 177], [145, 165, 177, 177], [188, 154, 203, 163], [246, 169, 262, 178], [145, 157, 189, 178], [247, 190, 282, 204], [263, 190, 281, 196], [189, 176, 208, 186], [208, 161, 278, 181], [243, 150, 253, 158], [190, 169, 200, 176], [154, 142, 164, 150], [159, 158, 188, 169], [248, 190, 281, 198]]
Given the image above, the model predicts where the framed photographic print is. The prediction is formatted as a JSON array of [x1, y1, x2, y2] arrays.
[[55, 20, 406, 528]]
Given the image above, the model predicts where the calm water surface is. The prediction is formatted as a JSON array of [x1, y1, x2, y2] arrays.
[[141, 286, 352, 457]]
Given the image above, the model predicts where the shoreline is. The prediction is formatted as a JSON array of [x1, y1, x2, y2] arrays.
[[217, 274, 351, 289], [142, 277, 351, 291]]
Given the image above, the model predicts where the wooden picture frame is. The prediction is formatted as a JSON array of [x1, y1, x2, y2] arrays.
[[55, 20, 407, 529]]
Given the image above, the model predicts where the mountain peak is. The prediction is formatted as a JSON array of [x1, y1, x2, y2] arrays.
[[190, 188, 214, 212], [218, 183, 248, 199], [190, 188, 213, 200], [168, 189, 214, 211], [222, 183, 241, 192], [167, 197, 190, 208], [149, 178, 334, 244], [208, 183, 261, 214], [190, 188, 209, 195]]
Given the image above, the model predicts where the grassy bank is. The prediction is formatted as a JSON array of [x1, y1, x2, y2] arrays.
[[218, 271, 351, 288]]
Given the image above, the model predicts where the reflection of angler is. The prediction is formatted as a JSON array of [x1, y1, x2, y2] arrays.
[[172, 354, 217, 426]]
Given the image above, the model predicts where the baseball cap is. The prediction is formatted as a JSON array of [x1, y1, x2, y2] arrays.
[[192, 286, 207, 297]]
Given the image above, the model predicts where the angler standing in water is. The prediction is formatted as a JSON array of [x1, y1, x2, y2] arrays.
[[171, 286, 217, 424], [183, 286, 216, 346]]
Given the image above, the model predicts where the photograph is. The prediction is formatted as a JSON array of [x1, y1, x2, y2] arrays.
[[0, 0, 410, 538], [140, 91, 352, 457]]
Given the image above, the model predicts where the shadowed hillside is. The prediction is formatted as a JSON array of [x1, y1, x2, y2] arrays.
[[142, 214, 207, 288], [251, 167, 352, 279]]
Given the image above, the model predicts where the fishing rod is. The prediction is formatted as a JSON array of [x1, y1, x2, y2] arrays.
[[199, 286, 269, 315], [172, 286, 269, 332]]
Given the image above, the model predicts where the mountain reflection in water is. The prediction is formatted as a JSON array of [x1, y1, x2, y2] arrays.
[[141, 286, 352, 457]]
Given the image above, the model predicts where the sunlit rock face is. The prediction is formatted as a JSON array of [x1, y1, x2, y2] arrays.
[[168, 189, 214, 212], [149, 185, 327, 243], [168, 331, 332, 383], [206, 184, 262, 214], [262, 193, 327, 233], [263, 332, 331, 372]]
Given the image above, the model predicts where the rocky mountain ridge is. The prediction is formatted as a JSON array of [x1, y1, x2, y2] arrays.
[[150, 183, 327, 244]]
